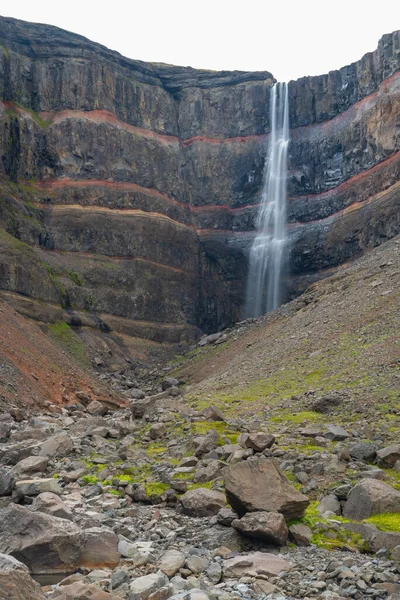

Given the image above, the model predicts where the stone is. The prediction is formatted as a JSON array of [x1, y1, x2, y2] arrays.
[[14, 478, 62, 497], [0, 422, 11, 441], [185, 555, 208, 574], [31, 492, 74, 520], [349, 442, 377, 461], [194, 430, 219, 457], [162, 378, 179, 391], [0, 469, 13, 496], [80, 527, 120, 569], [217, 507, 238, 526], [0, 503, 82, 574], [232, 511, 288, 545], [343, 523, 400, 552], [39, 432, 73, 457], [200, 406, 225, 421], [0, 553, 46, 600], [51, 582, 121, 599], [324, 426, 350, 441], [86, 400, 108, 416], [129, 571, 169, 599], [223, 551, 292, 578], [343, 479, 400, 520], [150, 423, 167, 439], [178, 488, 226, 517], [244, 432, 275, 452], [159, 549, 186, 577], [193, 460, 224, 483], [223, 458, 309, 519], [317, 494, 341, 516], [11, 456, 48, 477], [377, 444, 400, 468], [392, 545, 400, 562], [289, 523, 312, 546], [131, 389, 146, 400]]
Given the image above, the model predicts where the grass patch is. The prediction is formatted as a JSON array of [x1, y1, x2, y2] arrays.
[[144, 482, 169, 496], [48, 321, 89, 365], [364, 513, 400, 533]]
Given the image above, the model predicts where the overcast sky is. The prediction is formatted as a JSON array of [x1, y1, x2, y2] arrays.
[[3, 1, 399, 81]]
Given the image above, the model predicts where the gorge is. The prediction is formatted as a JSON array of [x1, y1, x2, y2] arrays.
[[0, 17, 399, 349]]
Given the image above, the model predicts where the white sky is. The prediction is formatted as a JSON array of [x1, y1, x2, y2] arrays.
[[2, 0, 400, 81]]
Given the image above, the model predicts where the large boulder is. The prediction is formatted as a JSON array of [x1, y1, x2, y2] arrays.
[[343, 479, 400, 520], [31, 492, 74, 520], [39, 433, 73, 457], [14, 478, 62, 497], [129, 571, 169, 599], [223, 458, 309, 520], [0, 553, 46, 600], [244, 432, 275, 452], [223, 551, 292, 578], [232, 511, 288, 545], [343, 522, 400, 552], [178, 488, 226, 517], [158, 549, 186, 577], [51, 582, 121, 599], [376, 444, 400, 468], [0, 504, 119, 575], [11, 456, 48, 477]]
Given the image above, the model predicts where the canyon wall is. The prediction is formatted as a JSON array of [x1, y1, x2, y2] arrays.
[[0, 17, 399, 342]]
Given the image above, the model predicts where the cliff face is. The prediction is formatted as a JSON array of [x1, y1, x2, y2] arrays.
[[0, 17, 399, 343]]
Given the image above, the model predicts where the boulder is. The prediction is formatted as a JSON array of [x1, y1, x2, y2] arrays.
[[224, 458, 309, 520], [324, 425, 350, 441], [349, 442, 377, 461], [0, 504, 119, 575], [158, 549, 186, 577], [178, 488, 226, 517], [0, 469, 13, 496], [39, 433, 73, 457], [343, 479, 400, 520], [289, 523, 312, 546], [232, 511, 288, 545], [0, 421, 11, 441], [244, 432, 275, 452], [31, 492, 74, 520], [14, 478, 62, 497], [193, 460, 224, 483], [86, 400, 108, 416], [129, 571, 169, 599], [343, 522, 400, 552], [200, 406, 225, 421], [317, 494, 341, 516], [194, 430, 219, 457], [0, 553, 46, 600], [51, 582, 121, 599], [223, 551, 292, 578], [377, 444, 400, 468], [130, 389, 146, 400], [162, 378, 179, 391], [150, 423, 167, 440], [11, 456, 48, 477], [0, 504, 82, 574]]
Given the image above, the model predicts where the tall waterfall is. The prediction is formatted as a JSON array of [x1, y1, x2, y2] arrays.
[[245, 82, 289, 318]]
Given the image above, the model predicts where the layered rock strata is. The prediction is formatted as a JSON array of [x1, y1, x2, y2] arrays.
[[0, 17, 398, 340]]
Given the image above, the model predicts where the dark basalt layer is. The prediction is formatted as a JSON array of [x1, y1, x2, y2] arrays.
[[0, 17, 399, 341]]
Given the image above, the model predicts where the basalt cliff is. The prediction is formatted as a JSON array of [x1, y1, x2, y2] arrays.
[[0, 17, 399, 346]]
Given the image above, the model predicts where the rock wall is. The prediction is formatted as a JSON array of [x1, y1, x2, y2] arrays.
[[0, 16, 399, 341]]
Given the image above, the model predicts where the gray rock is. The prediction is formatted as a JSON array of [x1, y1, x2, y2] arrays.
[[343, 479, 400, 520], [14, 478, 62, 497], [162, 378, 179, 390], [349, 442, 377, 461], [129, 570, 169, 599], [11, 456, 48, 477], [232, 511, 288, 545], [343, 522, 400, 552], [200, 406, 225, 421], [0, 469, 13, 496], [377, 444, 400, 468], [244, 432, 275, 452], [178, 488, 226, 517], [317, 494, 341, 516], [130, 389, 146, 400], [324, 426, 350, 441], [223, 551, 292, 578], [31, 492, 73, 520], [39, 433, 73, 457], [159, 549, 186, 577], [224, 457, 309, 520], [289, 523, 312, 546], [0, 553, 46, 600], [217, 507, 238, 526], [86, 400, 108, 416], [150, 423, 167, 440]]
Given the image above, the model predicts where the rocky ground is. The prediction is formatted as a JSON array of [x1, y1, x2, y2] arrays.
[[0, 237, 399, 600]]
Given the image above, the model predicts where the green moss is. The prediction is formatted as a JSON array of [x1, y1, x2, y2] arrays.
[[0, 227, 35, 256], [48, 321, 89, 365], [187, 481, 214, 491], [109, 489, 122, 496], [67, 269, 84, 286], [144, 482, 169, 496], [172, 472, 194, 481], [364, 513, 400, 533], [13, 102, 51, 128], [81, 474, 99, 485]]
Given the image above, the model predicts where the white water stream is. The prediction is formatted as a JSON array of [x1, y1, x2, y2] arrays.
[[245, 82, 290, 317]]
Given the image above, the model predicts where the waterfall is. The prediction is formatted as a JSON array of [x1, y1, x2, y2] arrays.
[[245, 82, 290, 318]]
